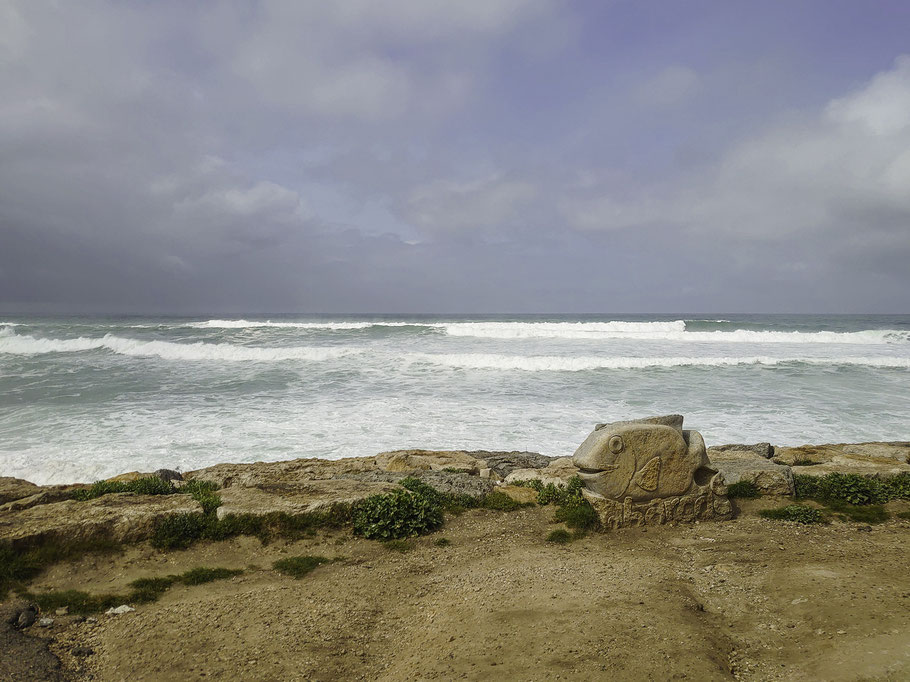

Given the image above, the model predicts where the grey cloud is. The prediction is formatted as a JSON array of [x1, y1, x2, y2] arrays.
[[0, 2, 908, 314]]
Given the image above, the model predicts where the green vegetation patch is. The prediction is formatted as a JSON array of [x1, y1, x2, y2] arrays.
[[182, 479, 222, 514], [26, 566, 243, 614], [71, 477, 176, 500], [546, 528, 572, 544], [434, 537, 451, 547], [793, 472, 910, 506], [822, 499, 889, 524], [897, 510, 910, 520], [272, 555, 331, 578], [553, 498, 599, 530], [478, 490, 532, 512], [353, 489, 443, 540], [759, 505, 827, 524], [150, 506, 352, 550], [727, 480, 761, 499]]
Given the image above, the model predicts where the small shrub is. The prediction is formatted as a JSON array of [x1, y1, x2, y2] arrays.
[[382, 539, 415, 553], [897, 510, 910, 520], [353, 490, 443, 540], [727, 480, 760, 499], [791, 458, 820, 467], [399, 476, 478, 513], [434, 538, 451, 547], [479, 491, 531, 511], [272, 555, 331, 578], [759, 505, 826, 524], [553, 499, 598, 530], [882, 473, 910, 500], [546, 529, 572, 544], [195, 491, 222, 515], [536, 477, 584, 506]]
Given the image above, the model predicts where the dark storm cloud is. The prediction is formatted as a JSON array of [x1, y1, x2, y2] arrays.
[[1, 1, 909, 313]]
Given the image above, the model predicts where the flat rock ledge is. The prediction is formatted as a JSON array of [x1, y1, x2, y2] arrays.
[[2, 442, 908, 548]]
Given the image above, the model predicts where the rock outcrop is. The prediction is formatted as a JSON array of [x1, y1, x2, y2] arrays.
[[707, 447, 794, 495], [0, 494, 200, 549], [772, 442, 910, 477]]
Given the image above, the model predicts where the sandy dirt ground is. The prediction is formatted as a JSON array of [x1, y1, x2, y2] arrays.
[[18, 500, 910, 682]]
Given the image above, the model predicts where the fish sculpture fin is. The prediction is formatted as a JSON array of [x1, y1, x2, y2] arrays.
[[633, 456, 661, 492]]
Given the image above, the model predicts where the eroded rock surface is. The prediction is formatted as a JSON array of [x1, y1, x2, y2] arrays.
[[0, 494, 200, 548], [215, 480, 400, 518], [773, 442, 910, 477]]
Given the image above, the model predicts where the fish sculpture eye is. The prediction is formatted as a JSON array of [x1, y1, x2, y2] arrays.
[[608, 435, 624, 454]]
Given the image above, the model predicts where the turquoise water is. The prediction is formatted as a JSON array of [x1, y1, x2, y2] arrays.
[[1, 314, 908, 484]]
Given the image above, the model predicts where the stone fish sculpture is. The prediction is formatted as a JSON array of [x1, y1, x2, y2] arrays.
[[573, 415, 732, 528]]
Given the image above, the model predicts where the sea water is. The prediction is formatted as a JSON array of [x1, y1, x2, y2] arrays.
[[1, 314, 908, 484]]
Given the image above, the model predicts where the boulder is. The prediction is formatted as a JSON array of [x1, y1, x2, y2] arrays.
[[215, 480, 400, 519], [711, 443, 774, 459], [473, 452, 554, 479], [505, 457, 579, 486], [707, 448, 794, 495], [375, 450, 483, 473], [0, 494, 200, 548], [0, 477, 41, 505]]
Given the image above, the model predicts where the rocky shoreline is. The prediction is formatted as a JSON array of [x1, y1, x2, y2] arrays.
[[2, 441, 909, 681]]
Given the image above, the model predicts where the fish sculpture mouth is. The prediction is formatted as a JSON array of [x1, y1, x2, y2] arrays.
[[575, 467, 617, 498]]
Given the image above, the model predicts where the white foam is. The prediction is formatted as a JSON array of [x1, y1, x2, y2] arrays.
[[0, 329, 360, 362], [407, 353, 910, 372], [441, 322, 909, 344], [192, 319, 438, 330]]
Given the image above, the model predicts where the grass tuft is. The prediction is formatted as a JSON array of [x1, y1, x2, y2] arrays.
[[727, 480, 761, 499], [546, 528, 572, 544], [759, 505, 827, 524], [434, 538, 451, 547], [26, 566, 243, 614], [272, 555, 331, 578], [71, 477, 176, 500]]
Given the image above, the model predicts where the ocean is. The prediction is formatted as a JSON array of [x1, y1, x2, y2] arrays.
[[1, 314, 908, 485]]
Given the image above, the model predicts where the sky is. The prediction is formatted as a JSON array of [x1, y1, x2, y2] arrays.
[[1, 0, 909, 314]]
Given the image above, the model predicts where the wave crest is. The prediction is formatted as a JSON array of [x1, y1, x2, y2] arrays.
[[0, 329, 359, 362], [407, 353, 910, 371]]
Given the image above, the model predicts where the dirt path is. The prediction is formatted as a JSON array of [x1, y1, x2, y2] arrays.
[[22, 503, 910, 681]]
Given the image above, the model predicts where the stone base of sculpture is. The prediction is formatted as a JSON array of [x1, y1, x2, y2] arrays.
[[582, 473, 732, 529]]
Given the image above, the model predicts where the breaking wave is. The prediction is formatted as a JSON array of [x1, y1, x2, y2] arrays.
[[440, 322, 909, 344], [407, 353, 910, 372], [0, 328, 359, 362], [192, 319, 438, 330]]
